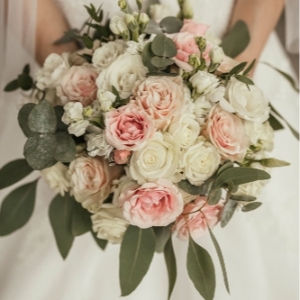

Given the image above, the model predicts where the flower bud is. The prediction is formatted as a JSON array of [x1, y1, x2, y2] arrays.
[[182, 0, 193, 19], [194, 36, 207, 52], [139, 13, 149, 25], [110, 16, 128, 35], [188, 54, 201, 69], [209, 45, 224, 64], [118, 0, 127, 11], [125, 14, 139, 31], [83, 106, 94, 118]]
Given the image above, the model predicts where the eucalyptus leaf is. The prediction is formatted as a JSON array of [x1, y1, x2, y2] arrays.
[[4, 79, 19, 92], [259, 158, 290, 168], [242, 202, 262, 212], [160, 16, 183, 33], [153, 226, 172, 253], [220, 199, 237, 228], [0, 159, 33, 190], [71, 200, 92, 236], [151, 34, 177, 58], [18, 103, 36, 137], [177, 180, 205, 195], [229, 61, 247, 75], [151, 57, 174, 68], [0, 180, 37, 236], [268, 113, 284, 131], [208, 227, 230, 294], [24, 133, 57, 170], [49, 193, 75, 259], [230, 194, 256, 202], [221, 20, 250, 58], [91, 230, 108, 250], [217, 162, 234, 175], [208, 188, 222, 205], [28, 100, 57, 134], [54, 132, 76, 163], [187, 238, 216, 300], [164, 236, 177, 300], [18, 74, 34, 91], [144, 19, 163, 35], [119, 226, 156, 296], [142, 43, 157, 72], [54, 106, 68, 131]]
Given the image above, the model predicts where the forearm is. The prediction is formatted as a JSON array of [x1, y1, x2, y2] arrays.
[[230, 0, 285, 64], [35, 0, 77, 65]]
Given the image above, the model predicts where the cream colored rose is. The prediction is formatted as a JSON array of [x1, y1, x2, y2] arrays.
[[129, 132, 181, 184], [225, 77, 270, 123], [190, 71, 219, 96], [96, 53, 147, 99], [180, 136, 221, 186], [41, 162, 70, 196], [167, 113, 200, 149], [91, 204, 129, 244], [69, 156, 123, 212]]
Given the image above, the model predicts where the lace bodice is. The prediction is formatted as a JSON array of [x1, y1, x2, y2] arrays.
[[55, 0, 234, 38]]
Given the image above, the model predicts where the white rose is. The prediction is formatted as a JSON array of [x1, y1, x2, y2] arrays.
[[167, 113, 200, 149], [68, 120, 89, 136], [149, 4, 171, 21], [180, 136, 221, 186], [209, 45, 224, 64], [96, 54, 147, 99], [91, 204, 129, 244], [41, 162, 70, 196], [92, 40, 127, 72], [112, 175, 138, 206], [36, 53, 70, 90], [62, 102, 84, 125], [129, 132, 181, 184], [85, 132, 114, 158], [190, 71, 219, 96], [225, 77, 270, 123], [97, 90, 116, 112]]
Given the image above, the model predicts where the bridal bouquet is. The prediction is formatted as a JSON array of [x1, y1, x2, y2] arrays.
[[0, 1, 290, 299]]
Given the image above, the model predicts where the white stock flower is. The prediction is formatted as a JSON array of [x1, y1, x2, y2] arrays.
[[92, 40, 127, 72], [96, 54, 147, 99], [68, 120, 90, 136], [36, 53, 70, 90], [97, 90, 116, 112], [62, 102, 84, 124], [85, 132, 114, 158], [193, 95, 212, 125], [180, 136, 221, 186], [209, 45, 224, 64], [225, 77, 270, 123], [149, 4, 171, 21], [41, 162, 70, 196], [126, 34, 151, 55], [190, 71, 219, 96], [168, 113, 200, 149], [91, 204, 129, 244], [129, 132, 181, 184]]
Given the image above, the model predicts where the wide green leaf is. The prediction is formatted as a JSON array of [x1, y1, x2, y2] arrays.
[[54, 132, 76, 163], [221, 20, 250, 58], [0, 159, 33, 190], [141, 42, 157, 72], [49, 193, 75, 259], [71, 200, 92, 236], [242, 202, 262, 212], [160, 16, 183, 33], [207, 188, 222, 205], [151, 34, 177, 58], [119, 225, 156, 296], [151, 56, 174, 68], [177, 180, 207, 195], [187, 238, 216, 300], [0, 180, 38, 236], [229, 61, 247, 75], [18, 103, 36, 137], [91, 229, 108, 250], [164, 236, 177, 300], [153, 226, 172, 253], [214, 167, 270, 190], [54, 106, 68, 131], [144, 19, 163, 35], [208, 227, 230, 294], [220, 199, 237, 228], [4, 79, 19, 92], [28, 100, 57, 134], [217, 161, 234, 175]]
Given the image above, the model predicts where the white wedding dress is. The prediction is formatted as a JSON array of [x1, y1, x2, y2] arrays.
[[0, 1, 298, 300]]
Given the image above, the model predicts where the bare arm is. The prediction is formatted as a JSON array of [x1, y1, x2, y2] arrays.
[[35, 0, 77, 65]]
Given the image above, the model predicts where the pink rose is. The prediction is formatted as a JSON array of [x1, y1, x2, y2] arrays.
[[113, 150, 132, 165], [58, 65, 98, 106], [174, 196, 223, 240], [69, 156, 123, 212], [105, 104, 155, 151], [180, 19, 209, 36], [119, 179, 184, 228], [203, 105, 250, 162], [131, 76, 184, 130]]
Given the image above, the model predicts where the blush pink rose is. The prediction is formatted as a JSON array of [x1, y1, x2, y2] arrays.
[[203, 105, 250, 162], [180, 19, 209, 36], [131, 76, 185, 130], [119, 179, 184, 228], [58, 65, 98, 106], [105, 104, 155, 151], [174, 196, 223, 240], [113, 150, 132, 165], [69, 155, 123, 212]]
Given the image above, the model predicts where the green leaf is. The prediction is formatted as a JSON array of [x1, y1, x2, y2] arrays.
[[220, 199, 237, 228], [0, 180, 37, 236], [164, 236, 177, 300], [136, 0, 142, 10], [71, 201, 92, 236], [268, 113, 284, 131], [82, 34, 93, 49], [54, 132, 76, 163], [151, 56, 174, 68], [0, 159, 33, 190], [77, 53, 93, 63], [235, 74, 254, 86], [54, 29, 80, 45], [54, 106, 68, 131], [187, 238, 216, 300], [243, 59, 256, 76], [28, 100, 57, 134], [4, 79, 19, 92], [258, 158, 290, 168], [207, 227, 230, 294], [221, 20, 250, 58], [49, 193, 75, 259], [242, 202, 262, 212], [217, 161, 234, 175], [230, 194, 256, 202], [119, 225, 156, 296], [24, 133, 57, 170], [153, 226, 172, 253], [144, 19, 163, 35], [177, 180, 205, 195], [151, 34, 177, 58], [23, 64, 30, 75], [229, 61, 247, 75], [18, 103, 36, 137], [159, 16, 183, 33], [207, 188, 222, 205], [214, 167, 271, 190], [91, 229, 108, 250], [17, 74, 34, 91], [141, 42, 157, 72]]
